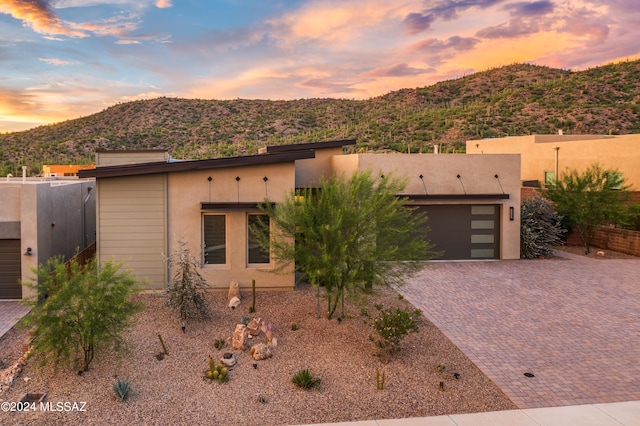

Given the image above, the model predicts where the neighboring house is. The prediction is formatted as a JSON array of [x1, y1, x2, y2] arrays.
[[467, 134, 640, 189], [80, 140, 521, 292], [42, 164, 95, 177], [0, 173, 96, 299]]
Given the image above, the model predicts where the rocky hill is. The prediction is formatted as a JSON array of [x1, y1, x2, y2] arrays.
[[1, 59, 639, 175]]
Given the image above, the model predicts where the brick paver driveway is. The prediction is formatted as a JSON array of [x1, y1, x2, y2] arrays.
[[400, 251, 640, 409], [0, 301, 30, 339]]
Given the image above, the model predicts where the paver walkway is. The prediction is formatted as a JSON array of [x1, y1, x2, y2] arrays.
[[400, 251, 640, 409], [0, 301, 30, 339]]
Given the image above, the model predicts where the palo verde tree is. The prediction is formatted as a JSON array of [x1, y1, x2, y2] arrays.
[[256, 170, 436, 319], [545, 164, 631, 253], [22, 255, 142, 372]]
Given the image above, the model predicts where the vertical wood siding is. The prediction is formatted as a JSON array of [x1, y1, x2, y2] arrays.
[[98, 175, 167, 289]]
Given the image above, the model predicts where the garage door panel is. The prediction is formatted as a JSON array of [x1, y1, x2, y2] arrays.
[[415, 205, 499, 260], [0, 239, 21, 299]]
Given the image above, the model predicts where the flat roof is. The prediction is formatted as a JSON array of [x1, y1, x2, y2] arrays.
[[266, 139, 356, 153], [79, 150, 315, 179]]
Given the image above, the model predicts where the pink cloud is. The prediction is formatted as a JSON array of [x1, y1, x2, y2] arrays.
[[363, 63, 434, 77]]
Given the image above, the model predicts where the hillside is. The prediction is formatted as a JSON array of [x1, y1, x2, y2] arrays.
[[1, 60, 639, 175]]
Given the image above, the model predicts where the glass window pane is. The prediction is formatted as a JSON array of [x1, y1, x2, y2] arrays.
[[471, 248, 494, 258], [204, 215, 226, 264], [545, 171, 556, 188], [471, 205, 494, 215], [471, 220, 494, 230], [471, 234, 494, 244], [248, 215, 270, 264]]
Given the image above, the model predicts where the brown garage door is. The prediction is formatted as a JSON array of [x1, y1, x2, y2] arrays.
[[0, 239, 21, 299], [416, 205, 499, 260]]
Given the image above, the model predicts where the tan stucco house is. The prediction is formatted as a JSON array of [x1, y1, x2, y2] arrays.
[[80, 140, 521, 291], [467, 134, 640, 189], [0, 174, 96, 299]]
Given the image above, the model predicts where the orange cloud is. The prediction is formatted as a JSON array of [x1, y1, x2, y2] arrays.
[[269, 0, 418, 46], [155, 0, 173, 8], [0, 0, 86, 37]]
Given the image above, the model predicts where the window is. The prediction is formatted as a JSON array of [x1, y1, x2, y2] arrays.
[[248, 214, 270, 264], [544, 171, 556, 188], [203, 214, 226, 264], [606, 172, 623, 190]]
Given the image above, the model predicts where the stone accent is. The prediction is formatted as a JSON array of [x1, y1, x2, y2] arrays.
[[250, 343, 272, 361], [232, 324, 248, 350], [228, 296, 241, 310], [246, 318, 261, 336], [228, 280, 240, 302], [0, 345, 31, 395]]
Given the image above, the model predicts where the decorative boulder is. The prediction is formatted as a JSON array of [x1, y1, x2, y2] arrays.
[[250, 343, 273, 361], [228, 296, 241, 310], [597, 250, 605, 257], [247, 318, 261, 336], [232, 324, 248, 350], [228, 280, 240, 302]]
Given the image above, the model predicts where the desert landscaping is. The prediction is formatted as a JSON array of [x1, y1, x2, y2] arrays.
[[0, 281, 516, 426]]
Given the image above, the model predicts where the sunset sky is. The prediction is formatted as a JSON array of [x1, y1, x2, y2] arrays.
[[1, 0, 638, 132]]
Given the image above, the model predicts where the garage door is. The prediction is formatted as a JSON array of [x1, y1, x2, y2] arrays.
[[416, 205, 500, 260], [0, 239, 21, 299]]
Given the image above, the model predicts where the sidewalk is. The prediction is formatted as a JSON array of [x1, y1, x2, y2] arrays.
[[303, 400, 640, 425]]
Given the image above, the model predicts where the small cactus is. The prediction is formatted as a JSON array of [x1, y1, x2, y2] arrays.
[[206, 356, 230, 383], [375, 368, 385, 390]]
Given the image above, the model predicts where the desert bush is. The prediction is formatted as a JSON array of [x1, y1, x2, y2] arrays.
[[22, 256, 142, 372], [520, 197, 565, 259], [369, 305, 421, 357], [166, 241, 209, 325]]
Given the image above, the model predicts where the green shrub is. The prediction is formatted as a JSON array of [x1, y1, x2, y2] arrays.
[[369, 305, 421, 357], [292, 369, 321, 389]]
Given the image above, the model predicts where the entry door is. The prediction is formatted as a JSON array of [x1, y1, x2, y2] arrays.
[[0, 240, 21, 299]]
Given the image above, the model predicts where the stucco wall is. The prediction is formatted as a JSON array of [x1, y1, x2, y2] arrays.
[[168, 162, 296, 291], [467, 134, 640, 189], [331, 153, 522, 260], [0, 180, 96, 299], [294, 146, 343, 188]]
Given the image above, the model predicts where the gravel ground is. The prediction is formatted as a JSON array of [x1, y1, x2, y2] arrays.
[[1, 283, 516, 426]]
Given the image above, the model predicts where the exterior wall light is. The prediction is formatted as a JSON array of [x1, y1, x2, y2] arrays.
[[24, 247, 33, 256], [509, 206, 515, 221]]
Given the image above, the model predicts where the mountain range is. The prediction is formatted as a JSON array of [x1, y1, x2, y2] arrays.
[[1, 59, 639, 176]]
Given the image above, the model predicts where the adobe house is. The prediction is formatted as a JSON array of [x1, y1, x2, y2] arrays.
[[80, 141, 521, 291], [467, 134, 640, 189], [0, 174, 96, 299]]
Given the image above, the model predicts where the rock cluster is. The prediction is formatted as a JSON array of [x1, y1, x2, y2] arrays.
[[0, 344, 30, 395]]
